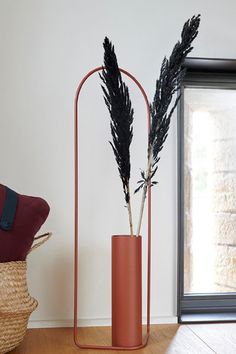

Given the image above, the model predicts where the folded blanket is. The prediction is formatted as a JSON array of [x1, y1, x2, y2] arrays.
[[0, 184, 50, 262]]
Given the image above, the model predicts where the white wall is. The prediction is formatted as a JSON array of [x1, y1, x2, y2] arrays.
[[0, 0, 236, 328]]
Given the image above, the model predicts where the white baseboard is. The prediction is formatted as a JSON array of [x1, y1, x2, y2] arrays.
[[29, 316, 178, 329]]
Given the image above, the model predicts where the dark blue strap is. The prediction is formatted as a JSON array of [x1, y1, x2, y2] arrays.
[[0, 187, 18, 231]]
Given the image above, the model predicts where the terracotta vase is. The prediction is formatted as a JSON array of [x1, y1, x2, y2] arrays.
[[112, 235, 142, 347]]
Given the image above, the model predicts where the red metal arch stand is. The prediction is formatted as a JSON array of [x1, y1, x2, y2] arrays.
[[74, 66, 151, 350]]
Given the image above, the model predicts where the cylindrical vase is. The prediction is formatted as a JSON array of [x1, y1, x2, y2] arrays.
[[112, 235, 142, 347]]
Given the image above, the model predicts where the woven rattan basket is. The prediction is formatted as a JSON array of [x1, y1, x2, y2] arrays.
[[0, 233, 51, 354]]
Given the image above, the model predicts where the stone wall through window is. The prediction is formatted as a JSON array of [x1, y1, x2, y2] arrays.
[[184, 88, 236, 294]]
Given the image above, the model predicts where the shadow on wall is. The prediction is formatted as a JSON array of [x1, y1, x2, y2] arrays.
[[28, 248, 74, 322], [78, 244, 111, 321]]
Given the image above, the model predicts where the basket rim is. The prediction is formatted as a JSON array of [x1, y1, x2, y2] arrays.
[[0, 260, 27, 269]]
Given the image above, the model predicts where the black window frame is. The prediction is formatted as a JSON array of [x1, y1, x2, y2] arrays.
[[177, 57, 236, 323]]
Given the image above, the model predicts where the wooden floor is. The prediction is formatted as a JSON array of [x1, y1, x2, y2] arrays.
[[10, 324, 236, 353]]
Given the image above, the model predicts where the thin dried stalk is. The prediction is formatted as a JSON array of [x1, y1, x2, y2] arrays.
[[127, 184, 134, 236]]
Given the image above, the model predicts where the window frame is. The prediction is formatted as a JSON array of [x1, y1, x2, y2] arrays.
[[177, 57, 236, 323]]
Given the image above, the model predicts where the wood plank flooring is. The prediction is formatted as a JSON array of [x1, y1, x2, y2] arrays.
[[9, 324, 236, 354]]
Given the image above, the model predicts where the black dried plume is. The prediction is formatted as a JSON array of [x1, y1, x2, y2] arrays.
[[150, 14, 200, 171], [135, 14, 201, 194], [100, 37, 134, 203]]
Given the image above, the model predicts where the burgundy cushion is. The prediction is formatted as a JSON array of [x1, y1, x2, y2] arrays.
[[0, 184, 50, 262]]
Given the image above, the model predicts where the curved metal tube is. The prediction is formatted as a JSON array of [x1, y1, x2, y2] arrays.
[[74, 66, 151, 350]]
